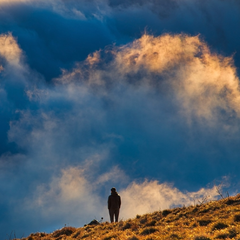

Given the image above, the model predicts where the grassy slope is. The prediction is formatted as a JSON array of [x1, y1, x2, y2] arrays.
[[18, 194, 240, 240]]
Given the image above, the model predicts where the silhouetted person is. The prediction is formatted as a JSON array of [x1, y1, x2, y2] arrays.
[[108, 187, 121, 223]]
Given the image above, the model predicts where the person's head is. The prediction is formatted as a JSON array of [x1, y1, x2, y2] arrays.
[[111, 187, 116, 193]]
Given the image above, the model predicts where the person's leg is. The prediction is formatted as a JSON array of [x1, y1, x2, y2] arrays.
[[114, 208, 120, 222], [109, 209, 114, 223]]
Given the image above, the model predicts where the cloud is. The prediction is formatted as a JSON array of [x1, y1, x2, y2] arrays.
[[22, 164, 220, 229], [31, 166, 102, 220], [0, 33, 22, 67], [4, 31, 240, 188], [56, 33, 240, 124], [106, 0, 240, 75], [0, 32, 34, 157], [48, 32, 240, 193], [120, 180, 219, 219]]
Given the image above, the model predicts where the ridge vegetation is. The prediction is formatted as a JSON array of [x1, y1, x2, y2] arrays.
[[15, 194, 240, 240]]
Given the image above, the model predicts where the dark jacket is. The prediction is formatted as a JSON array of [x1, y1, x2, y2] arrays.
[[108, 192, 121, 210]]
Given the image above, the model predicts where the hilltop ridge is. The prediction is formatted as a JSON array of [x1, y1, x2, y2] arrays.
[[16, 194, 240, 240]]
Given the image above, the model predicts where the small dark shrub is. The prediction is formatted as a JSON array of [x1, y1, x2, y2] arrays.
[[194, 236, 211, 240], [234, 214, 240, 222], [166, 218, 174, 223], [192, 207, 199, 213], [88, 219, 100, 225], [81, 233, 90, 238], [52, 227, 76, 237], [72, 230, 81, 238], [198, 219, 212, 226], [169, 233, 181, 239], [191, 222, 198, 228], [199, 208, 211, 214], [140, 227, 158, 235], [172, 208, 181, 214], [123, 222, 132, 230], [118, 221, 124, 227], [183, 221, 189, 226], [146, 220, 156, 226], [84, 225, 94, 231], [136, 215, 141, 219], [211, 222, 228, 231], [228, 229, 237, 238], [226, 199, 235, 205], [130, 222, 139, 231], [140, 218, 148, 224], [162, 209, 172, 217], [215, 233, 229, 239]]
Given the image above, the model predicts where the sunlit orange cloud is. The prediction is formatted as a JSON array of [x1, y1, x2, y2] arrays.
[[58, 33, 240, 123], [114, 34, 240, 122], [0, 33, 22, 67]]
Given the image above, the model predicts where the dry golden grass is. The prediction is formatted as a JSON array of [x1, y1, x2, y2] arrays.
[[17, 194, 240, 240]]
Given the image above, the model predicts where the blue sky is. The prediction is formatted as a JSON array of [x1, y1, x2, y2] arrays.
[[1, 0, 240, 239]]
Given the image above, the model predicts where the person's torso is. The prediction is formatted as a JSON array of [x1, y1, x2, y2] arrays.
[[109, 194, 120, 209]]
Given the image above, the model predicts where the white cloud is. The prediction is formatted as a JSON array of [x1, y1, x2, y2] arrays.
[[95, 166, 129, 186], [26, 164, 220, 224], [27, 163, 123, 224], [119, 180, 219, 219]]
